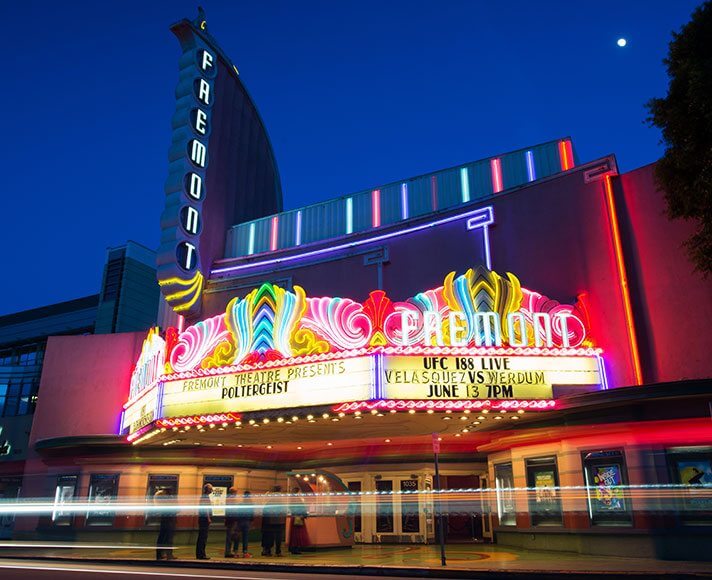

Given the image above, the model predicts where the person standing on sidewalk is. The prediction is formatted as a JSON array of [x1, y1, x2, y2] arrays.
[[154, 488, 177, 561], [236, 490, 254, 558], [224, 487, 239, 557], [288, 487, 309, 555], [261, 486, 286, 556], [196, 483, 213, 560]]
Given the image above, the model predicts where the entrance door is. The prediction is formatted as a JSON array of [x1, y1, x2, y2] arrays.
[[443, 475, 482, 542], [372, 476, 424, 542]]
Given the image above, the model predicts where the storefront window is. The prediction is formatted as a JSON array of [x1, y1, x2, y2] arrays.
[[400, 479, 419, 533], [581, 450, 631, 525], [146, 475, 179, 525], [668, 447, 712, 524], [52, 475, 78, 525], [494, 463, 516, 526], [203, 475, 234, 519], [86, 474, 120, 526], [375, 479, 394, 533], [347, 481, 362, 533], [525, 457, 562, 526]]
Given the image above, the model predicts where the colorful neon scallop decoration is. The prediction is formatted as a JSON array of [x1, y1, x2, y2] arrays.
[[170, 313, 230, 372], [154, 264, 593, 373], [301, 296, 373, 350]]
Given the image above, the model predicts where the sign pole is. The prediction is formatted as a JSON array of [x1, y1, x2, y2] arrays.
[[432, 433, 447, 567]]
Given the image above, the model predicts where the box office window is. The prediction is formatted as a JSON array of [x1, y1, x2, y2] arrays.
[[52, 475, 78, 525], [347, 481, 362, 533], [87, 474, 120, 526], [494, 463, 516, 526], [146, 475, 179, 525], [525, 457, 562, 526], [375, 479, 394, 533], [668, 448, 712, 524], [582, 450, 631, 525], [203, 475, 234, 518]]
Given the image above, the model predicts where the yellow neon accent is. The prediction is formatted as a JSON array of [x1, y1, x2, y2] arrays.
[[369, 331, 387, 347], [200, 20, 206, 30], [164, 272, 203, 302], [172, 278, 204, 313], [158, 270, 202, 288]]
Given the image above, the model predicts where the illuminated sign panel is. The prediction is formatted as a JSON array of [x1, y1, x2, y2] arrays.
[[382, 355, 600, 401], [160, 357, 373, 418], [121, 387, 160, 434], [124, 264, 604, 436]]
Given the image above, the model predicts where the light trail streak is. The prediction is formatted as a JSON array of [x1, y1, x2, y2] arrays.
[[0, 485, 709, 517]]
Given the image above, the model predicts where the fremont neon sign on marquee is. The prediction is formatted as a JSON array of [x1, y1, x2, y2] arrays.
[[123, 265, 604, 439]]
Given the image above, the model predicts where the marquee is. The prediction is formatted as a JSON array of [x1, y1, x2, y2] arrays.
[[123, 265, 604, 438]]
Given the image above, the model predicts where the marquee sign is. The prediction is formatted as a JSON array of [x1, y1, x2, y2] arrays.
[[123, 265, 603, 436]]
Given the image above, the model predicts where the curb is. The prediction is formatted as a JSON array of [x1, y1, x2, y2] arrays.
[[1, 555, 711, 580]]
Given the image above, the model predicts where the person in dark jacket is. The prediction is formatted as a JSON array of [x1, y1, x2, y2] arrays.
[[261, 486, 286, 556], [224, 487, 239, 557], [196, 483, 213, 560], [155, 488, 177, 561], [236, 490, 254, 558]]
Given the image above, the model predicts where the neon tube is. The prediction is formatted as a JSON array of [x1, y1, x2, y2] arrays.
[[346, 197, 353, 234], [295, 210, 302, 246], [372, 189, 381, 228], [401, 183, 409, 220], [247, 222, 255, 256], [525, 150, 536, 182], [270, 216, 279, 251], [491, 158, 503, 193], [604, 175, 643, 385], [213, 206, 494, 276], [460, 168, 470, 203], [558, 139, 574, 171]]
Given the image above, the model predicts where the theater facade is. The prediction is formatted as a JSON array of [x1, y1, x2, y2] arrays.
[[16, 12, 712, 560]]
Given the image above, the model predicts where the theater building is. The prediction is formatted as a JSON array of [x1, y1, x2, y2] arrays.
[[14, 13, 712, 560]]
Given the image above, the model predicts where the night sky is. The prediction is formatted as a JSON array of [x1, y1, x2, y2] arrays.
[[2, 1, 701, 316]]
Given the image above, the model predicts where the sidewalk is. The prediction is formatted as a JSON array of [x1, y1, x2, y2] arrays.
[[1, 542, 711, 578]]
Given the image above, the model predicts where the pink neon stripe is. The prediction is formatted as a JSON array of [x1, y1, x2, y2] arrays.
[[372, 189, 381, 228], [270, 216, 279, 251], [430, 176, 438, 210], [490, 158, 503, 193]]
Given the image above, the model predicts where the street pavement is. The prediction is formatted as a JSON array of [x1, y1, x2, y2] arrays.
[[0, 543, 710, 578]]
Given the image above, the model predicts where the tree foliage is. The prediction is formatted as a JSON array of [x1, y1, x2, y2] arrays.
[[646, 1, 712, 275]]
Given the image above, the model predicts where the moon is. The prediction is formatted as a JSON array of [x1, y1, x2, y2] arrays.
[[617, 38, 627, 47]]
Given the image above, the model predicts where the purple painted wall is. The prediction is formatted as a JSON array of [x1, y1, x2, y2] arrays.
[[29, 332, 145, 446]]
